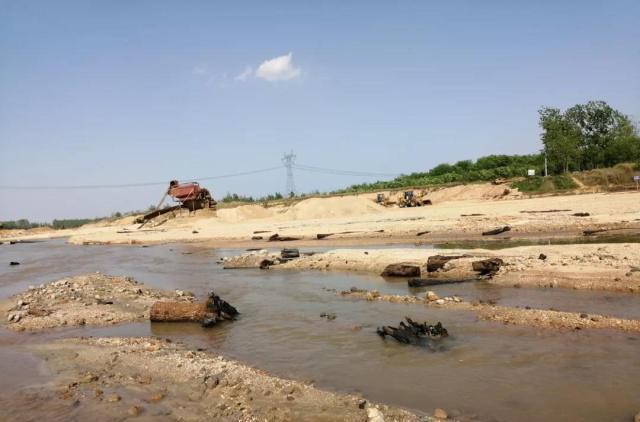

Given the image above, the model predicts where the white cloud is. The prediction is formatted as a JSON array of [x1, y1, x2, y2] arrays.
[[234, 66, 253, 81], [255, 52, 301, 81], [192, 66, 208, 75]]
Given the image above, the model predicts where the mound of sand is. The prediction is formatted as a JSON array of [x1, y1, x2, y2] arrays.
[[216, 204, 279, 223], [423, 183, 519, 203], [284, 196, 385, 220]]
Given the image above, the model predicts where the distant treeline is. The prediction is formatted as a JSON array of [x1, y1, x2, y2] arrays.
[[334, 154, 545, 194], [0, 218, 102, 230], [335, 100, 639, 194]]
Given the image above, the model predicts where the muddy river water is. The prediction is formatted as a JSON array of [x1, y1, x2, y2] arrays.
[[1, 239, 639, 421]]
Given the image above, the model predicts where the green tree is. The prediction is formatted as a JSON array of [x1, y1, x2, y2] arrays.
[[539, 107, 581, 173], [564, 101, 633, 169]]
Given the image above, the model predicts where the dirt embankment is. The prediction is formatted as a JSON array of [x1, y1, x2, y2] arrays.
[[336, 287, 640, 332], [274, 244, 640, 293], [26, 337, 427, 422], [1, 273, 193, 331]]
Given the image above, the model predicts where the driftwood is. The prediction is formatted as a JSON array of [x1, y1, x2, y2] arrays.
[[251, 236, 263, 240], [316, 230, 384, 240], [472, 258, 504, 275], [416, 230, 430, 236], [408, 277, 478, 287], [377, 317, 448, 345], [253, 230, 271, 234], [150, 292, 238, 327], [268, 233, 300, 242], [381, 264, 421, 278], [10, 261, 20, 266], [583, 229, 609, 236], [573, 212, 590, 217], [482, 226, 511, 236], [426, 255, 468, 272], [461, 213, 485, 217], [520, 209, 571, 214], [281, 248, 300, 259]]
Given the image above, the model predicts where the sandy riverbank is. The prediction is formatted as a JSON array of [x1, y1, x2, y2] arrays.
[[335, 287, 640, 332], [3, 188, 639, 247], [225, 243, 640, 293]]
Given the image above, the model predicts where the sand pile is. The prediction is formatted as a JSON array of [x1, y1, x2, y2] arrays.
[[284, 196, 385, 220], [427, 183, 519, 202], [216, 204, 279, 223]]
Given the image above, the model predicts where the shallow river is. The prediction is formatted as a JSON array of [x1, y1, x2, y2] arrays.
[[1, 239, 639, 421]]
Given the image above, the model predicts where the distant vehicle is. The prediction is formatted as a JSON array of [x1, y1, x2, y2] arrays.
[[398, 190, 432, 208], [135, 180, 217, 226], [167, 180, 216, 211]]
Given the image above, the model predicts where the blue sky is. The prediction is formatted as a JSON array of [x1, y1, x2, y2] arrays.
[[1, 0, 639, 221]]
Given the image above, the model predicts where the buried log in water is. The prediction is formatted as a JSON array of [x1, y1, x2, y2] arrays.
[[377, 317, 448, 345], [381, 264, 421, 277], [408, 277, 479, 287], [472, 258, 504, 275], [150, 291, 238, 327], [426, 255, 469, 272]]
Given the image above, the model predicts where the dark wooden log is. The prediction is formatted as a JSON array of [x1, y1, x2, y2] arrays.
[[472, 258, 504, 275], [416, 230, 430, 236], [281, 248, 300, 259], [377, 317, 448, 345], [253, 230, 271, 234], [381, 264, 421, 278], [461, 213, 485, 217], [251, 236, 263, 240], [520, 209, 571, 214], [150, 302, 208, 322], [10, 261, 20, 266], [583, 229, 608, 236], [426, 255, 468, 272], [408, 277, 478, 287], [482, 226, 511, 236], [259, 259, 275, 269], [573, 212, 590, 217], [268, 233, 300, 242], [150, 292, 238, 326]]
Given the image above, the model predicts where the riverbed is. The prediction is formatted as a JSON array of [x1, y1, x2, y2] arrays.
[[1, 239, 639, 421]]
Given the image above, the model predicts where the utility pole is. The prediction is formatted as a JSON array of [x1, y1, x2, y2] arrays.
[[282, 151, 296, 197], [544, 151, 548, 177]]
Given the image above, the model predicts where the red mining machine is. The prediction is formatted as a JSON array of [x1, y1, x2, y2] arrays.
[[136, 180, 217, 226]]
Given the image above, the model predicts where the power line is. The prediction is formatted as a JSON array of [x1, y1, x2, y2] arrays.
[[0, 166, 284, 190], [294, 163, 400, 178]]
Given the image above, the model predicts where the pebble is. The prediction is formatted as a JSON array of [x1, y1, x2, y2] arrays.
[[434, 408, 448, 419], [107, 394, 121, 402], [425, 291, 439, 302], [127, 405, 143, 417], [434, 299, 445, 305], [367, 407, 385, 422]]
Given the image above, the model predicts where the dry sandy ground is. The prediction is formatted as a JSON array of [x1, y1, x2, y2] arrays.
[[4, 186, 639, 246], [0, 273, 193, 331], [16, 337, 435, 422]]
